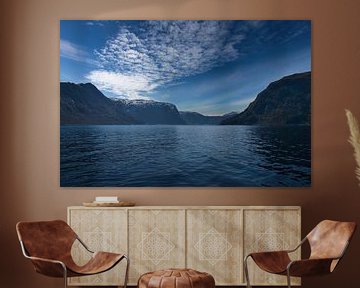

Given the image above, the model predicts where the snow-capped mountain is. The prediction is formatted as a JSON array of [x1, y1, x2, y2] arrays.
[[60, 82, 185, 125], [115, 99, 185, 125]]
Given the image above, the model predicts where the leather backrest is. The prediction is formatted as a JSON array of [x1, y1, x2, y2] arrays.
[[16, 220, 77, 261], [307, 220, 356, 260]]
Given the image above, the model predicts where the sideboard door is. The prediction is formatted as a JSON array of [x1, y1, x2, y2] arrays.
[[186, 209, 243, 285], [243, 208, 301, 286], [68, 208, 128, 286], [128, 209, 186, 284]]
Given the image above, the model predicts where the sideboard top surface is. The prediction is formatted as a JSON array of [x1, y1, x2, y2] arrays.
[[68, 205, 301, 210]]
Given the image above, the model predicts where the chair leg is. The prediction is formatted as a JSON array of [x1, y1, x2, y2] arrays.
[[62, 264, 68, 288], [244, 255, 252, 288], [123, 255, 130, 288], [286, 269, 291, 288]]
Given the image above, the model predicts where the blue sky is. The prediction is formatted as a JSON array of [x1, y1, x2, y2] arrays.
[[60, 20, 311, 115]]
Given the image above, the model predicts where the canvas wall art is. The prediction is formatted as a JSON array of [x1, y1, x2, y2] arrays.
[[60, 20, 311, 187]]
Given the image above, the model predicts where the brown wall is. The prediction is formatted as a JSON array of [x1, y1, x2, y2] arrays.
[[1, 0, 360, 287]]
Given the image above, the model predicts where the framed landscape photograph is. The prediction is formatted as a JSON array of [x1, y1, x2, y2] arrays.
[[60, 20, 311, 187]]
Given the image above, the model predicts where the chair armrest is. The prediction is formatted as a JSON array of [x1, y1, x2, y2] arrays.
[[245, 237, 306, 259], [26, 255, 67, 278], [248, 250, 289, 255], [26, 255, 65, 265], [246, 251, 291, 274], [286, 237, 307, 253], [287, 258, 336, 277], [19, 240, 67, 277], [76, 236, 94, 253]]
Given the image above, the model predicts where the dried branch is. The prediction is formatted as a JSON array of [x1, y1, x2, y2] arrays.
[[345, 109, 360, 186]]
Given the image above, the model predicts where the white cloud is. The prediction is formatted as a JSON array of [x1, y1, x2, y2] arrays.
[[86, 21, 105, 27], [60, 39, 98, 66], [89, 21, 247, 99], [85, 70, 156, 100]]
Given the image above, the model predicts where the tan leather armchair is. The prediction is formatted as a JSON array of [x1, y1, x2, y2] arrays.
[[244, 220, 356, 288], [16, 220, 129, 288]]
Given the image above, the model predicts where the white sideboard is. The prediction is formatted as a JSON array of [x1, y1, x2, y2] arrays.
[[67, 206, 301, 286]]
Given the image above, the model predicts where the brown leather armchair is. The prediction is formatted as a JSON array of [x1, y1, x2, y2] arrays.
[[16, 220, 129, 288], [244, 220, 356, 288]]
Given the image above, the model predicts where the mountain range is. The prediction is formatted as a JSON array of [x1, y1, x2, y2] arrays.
[[60, 71, 311, 126], [60, 83, 236, 125]]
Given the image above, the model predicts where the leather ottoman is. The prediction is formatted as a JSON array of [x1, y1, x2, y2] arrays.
[[138, 268, 215, 288]]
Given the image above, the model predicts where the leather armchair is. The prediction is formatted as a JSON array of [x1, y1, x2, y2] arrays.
[[16, 220, 129, 288], [244, 220, 356, 288]]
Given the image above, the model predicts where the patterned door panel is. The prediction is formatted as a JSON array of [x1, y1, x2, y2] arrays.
[[68, 208, 127, 286], [187, 209, 243, 285], [244, 209, 301, 286], [128, 209, 186, 284]]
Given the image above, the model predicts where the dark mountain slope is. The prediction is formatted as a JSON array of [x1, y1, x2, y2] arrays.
[[221, 72, 311, 125], [60, 82, 137, 124]]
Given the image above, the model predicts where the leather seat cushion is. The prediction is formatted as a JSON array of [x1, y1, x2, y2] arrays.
[[138, 268, 215, 288]]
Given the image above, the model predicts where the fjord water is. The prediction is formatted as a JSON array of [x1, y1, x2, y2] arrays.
[[60, 125, 311, 187]]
